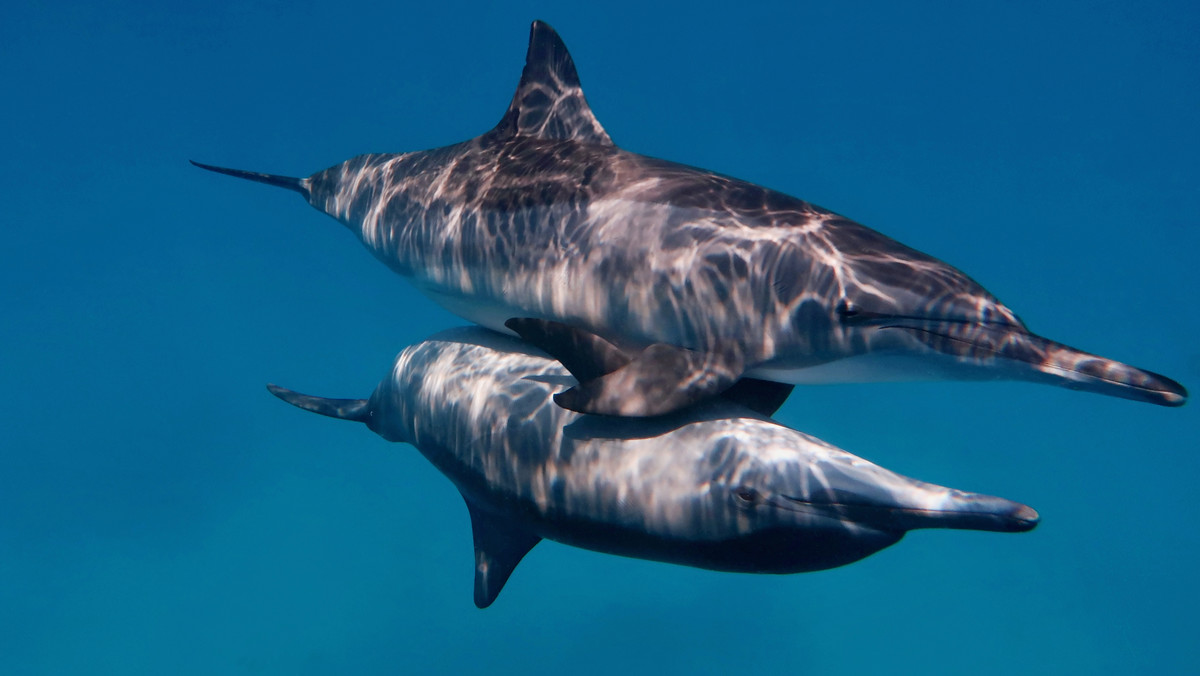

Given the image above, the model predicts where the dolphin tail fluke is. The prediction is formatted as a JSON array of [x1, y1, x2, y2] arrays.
[[266, 384, 370, 422], [190, 160, 311, 200]]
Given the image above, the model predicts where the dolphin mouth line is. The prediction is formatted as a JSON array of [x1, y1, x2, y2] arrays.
[[776, 494, 968, 518], [841, 311, 1020, 329]]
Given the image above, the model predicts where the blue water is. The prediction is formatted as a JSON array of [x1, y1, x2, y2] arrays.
[[4, 2, 1198, 673]]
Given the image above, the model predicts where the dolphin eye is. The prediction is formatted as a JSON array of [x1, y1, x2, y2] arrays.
[[733, 488, 759, 506], [836, 301, 896, 326]]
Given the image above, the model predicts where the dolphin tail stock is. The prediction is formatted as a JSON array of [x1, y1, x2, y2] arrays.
[[266, 384, 370, 422], [190, 160, 311, 200], [504, 318, 793, 417]]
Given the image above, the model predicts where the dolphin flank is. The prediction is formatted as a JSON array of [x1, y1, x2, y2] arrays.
[[268, 326, 1038, 608], [196, 20, 1187, 415]]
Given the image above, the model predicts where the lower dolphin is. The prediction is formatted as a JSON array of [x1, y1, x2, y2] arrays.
[[268, 327, 1037, 608]]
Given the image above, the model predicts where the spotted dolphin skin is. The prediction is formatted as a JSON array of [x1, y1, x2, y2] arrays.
[[196, 21, 1186, 416], [268, 326, 1038, 608]]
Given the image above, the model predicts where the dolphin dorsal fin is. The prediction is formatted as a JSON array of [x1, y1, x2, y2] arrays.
[[491, 20, 613, 146], [465, 499, 541, 608]]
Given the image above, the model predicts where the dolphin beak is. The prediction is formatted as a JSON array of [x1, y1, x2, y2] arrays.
[[780, 491, 1039, 534], [190, 160, 312, 200], [878, 494, 1040, 533], [883, 323, 1187, 407]]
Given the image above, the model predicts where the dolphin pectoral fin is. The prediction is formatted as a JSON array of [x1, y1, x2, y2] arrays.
[[504, 317, 631, 381], [464, 500, 541, 609], [720, 378, 795, 418], [554, 344, 745, 417], [266, 384, 370, 422], [505, 318, 792, 417]]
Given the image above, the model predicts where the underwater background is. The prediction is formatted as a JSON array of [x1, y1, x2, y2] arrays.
[[3, 1, 1198, 673]]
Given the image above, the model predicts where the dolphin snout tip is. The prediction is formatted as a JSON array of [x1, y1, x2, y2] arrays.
[[1119, 376, 1187, 407], [1159, 382, 1188, 407], [1009, 504, 1040, 532]]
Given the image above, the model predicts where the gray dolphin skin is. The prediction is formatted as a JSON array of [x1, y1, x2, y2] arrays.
[[267, 326, 1037, 608], [196, 21, 1187, 416]]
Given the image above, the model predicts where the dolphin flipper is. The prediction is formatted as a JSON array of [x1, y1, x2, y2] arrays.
[[553, 345, 737, 417], [465, 499, 541, 609], [507, 318, 792, 417], [505, 317, 629, 381], [506, 318, 744, 417]]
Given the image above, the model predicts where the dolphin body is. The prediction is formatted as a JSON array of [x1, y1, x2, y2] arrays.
[[197, 21, 1186, 416], [269, 325, 1037, 608]]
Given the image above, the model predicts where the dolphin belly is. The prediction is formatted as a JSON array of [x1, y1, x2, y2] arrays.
[[421, 288, 522, 336]]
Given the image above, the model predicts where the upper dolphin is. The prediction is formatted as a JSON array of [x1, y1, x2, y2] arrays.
[[194, 20, 1187, 416], [268, 325, 1038, 608]]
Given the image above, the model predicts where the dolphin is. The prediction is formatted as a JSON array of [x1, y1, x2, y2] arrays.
[[267, 325, 1038, 608], [196, 21, 1186, 416]]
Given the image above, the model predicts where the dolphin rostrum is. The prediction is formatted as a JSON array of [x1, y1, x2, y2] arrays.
[[197, 21, 1187, 416], [268, 325, 1037, 608]]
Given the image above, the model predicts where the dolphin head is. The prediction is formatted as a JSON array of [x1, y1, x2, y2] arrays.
[[627, 416, 1037, 574], [302, 152, 450, 257], [303, 155, 374, 225]]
